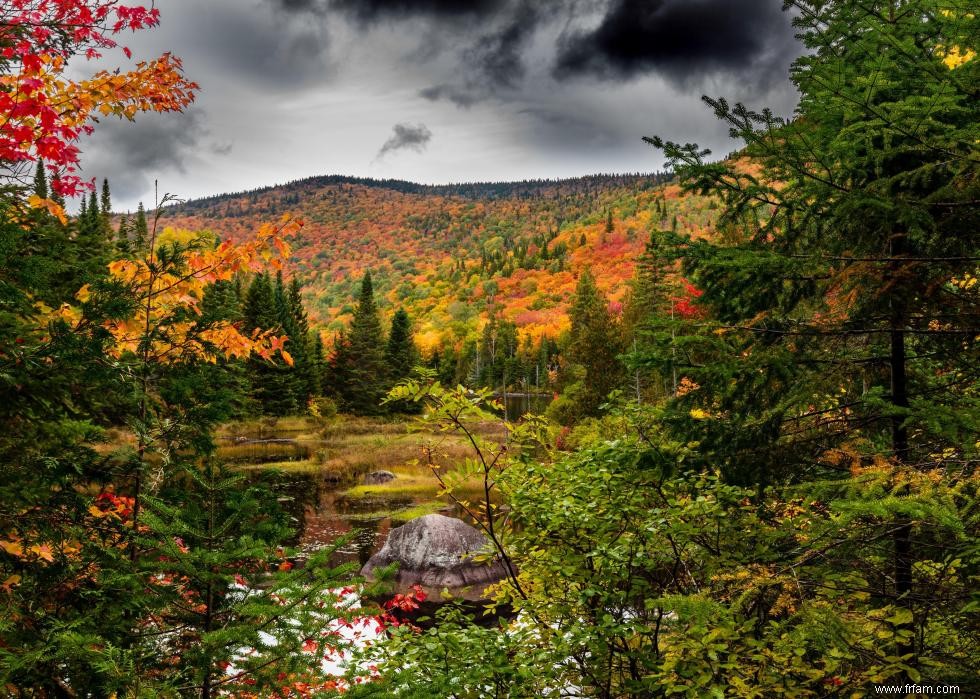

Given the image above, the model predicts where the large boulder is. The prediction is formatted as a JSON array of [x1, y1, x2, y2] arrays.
[[361, 514, 508, 599]]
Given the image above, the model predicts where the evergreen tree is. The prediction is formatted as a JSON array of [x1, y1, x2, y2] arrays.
[[99, 178, 113, 239], [74, 188, 110, 282], [33, 161, 48, 200], [116, 214, 131, 256], [385, 308, 418, 382], [337, 271, 387, 414], [133, 202, 149, 252], [287, 277, 318, 402], [558, 269, 624, 421], [384, 308, 419, 412], [310, 331, 326, 398], [243, 273, 297, 416], [100, 178, 111, 216], [647, 0, 979, 673]]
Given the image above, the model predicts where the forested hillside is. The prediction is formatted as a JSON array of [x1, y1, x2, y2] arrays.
[[159, 172, 710, 350], [2, 1, 977, 697]]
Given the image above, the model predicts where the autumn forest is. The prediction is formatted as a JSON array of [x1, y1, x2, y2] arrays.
[[1, 1, 978, 698]]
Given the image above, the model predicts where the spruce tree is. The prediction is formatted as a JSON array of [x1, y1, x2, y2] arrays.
[[133, 202, 149, 253], [310, 331, 326, 398], [565, 269, 623, 419], [384, 308, 419, 412], [74, 188, 110, 282], [33, 161, 48, 200], [646, 0, 979, 673], [116, 214, 131, 256], [99, 178, 113, 240], [339, 271, 387, 414], [244, 273, 297, 416], [287, 277, 318, 402]]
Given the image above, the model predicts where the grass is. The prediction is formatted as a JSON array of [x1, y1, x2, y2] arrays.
[[390, 501, 448, 525], [343, 471, 444, 499], [235, 459, 322, 474]]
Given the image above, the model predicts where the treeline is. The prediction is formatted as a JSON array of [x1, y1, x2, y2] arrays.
[[166, 171, 673, 217]]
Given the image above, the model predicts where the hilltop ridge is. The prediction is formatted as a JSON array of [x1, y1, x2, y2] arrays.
[[161, 171, 719, 351]]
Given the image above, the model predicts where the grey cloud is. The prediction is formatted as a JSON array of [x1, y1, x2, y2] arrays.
[[81, 110, 228, 205], [171, 2, 333, 92], [419, 84, 483, 108], [377, 123, 433, 158]]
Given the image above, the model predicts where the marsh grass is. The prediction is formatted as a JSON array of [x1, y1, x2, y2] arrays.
[[235, 458, 321, 474]]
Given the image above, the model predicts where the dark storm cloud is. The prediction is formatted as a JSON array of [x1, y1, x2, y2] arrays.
[[377, 123, 433, 159], [267, 0, 506, 20], [81, 110, 229, 204], [330, 0, 506, 21], [462, 1, 541, 89], [554, 0, 797, 90]]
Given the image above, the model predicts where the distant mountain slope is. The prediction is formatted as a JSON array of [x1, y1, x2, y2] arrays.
[[161, 172, 719, 351]]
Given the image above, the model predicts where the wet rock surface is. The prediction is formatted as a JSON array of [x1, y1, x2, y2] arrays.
[[360, 514, 508, 599]]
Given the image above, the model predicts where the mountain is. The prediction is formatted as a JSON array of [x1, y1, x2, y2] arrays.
[[160, 173, 719, 351]]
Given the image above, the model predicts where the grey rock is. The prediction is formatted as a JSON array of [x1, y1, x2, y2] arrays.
[[361, 514, 508, 597], [362, 470, 396, 485]]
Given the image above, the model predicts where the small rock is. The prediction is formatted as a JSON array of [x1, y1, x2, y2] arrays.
[[363, 470, 396, 485]]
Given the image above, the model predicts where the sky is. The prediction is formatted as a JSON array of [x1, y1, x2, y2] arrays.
[[79, 0, 804, 212]]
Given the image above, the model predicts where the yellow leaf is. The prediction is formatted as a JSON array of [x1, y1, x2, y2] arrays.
[[29, 544, 55, 562], [281, 349, 294, 367], [1, 540, 24, 557], [27, 194, 68, 224]]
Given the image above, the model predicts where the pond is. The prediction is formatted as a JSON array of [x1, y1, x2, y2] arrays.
[[217, 417, 504, 571]]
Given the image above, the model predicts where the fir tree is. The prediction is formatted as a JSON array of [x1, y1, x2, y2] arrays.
[[384, 308, 419, 412], [337, 271, 387, 414], [33, 161, 48, 200], [133, 202, 149, 252], [647, 0, 979, 672], [562, 269, 624, 420], [287, 277, 318, 402], [244, 273, 297, 416]]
